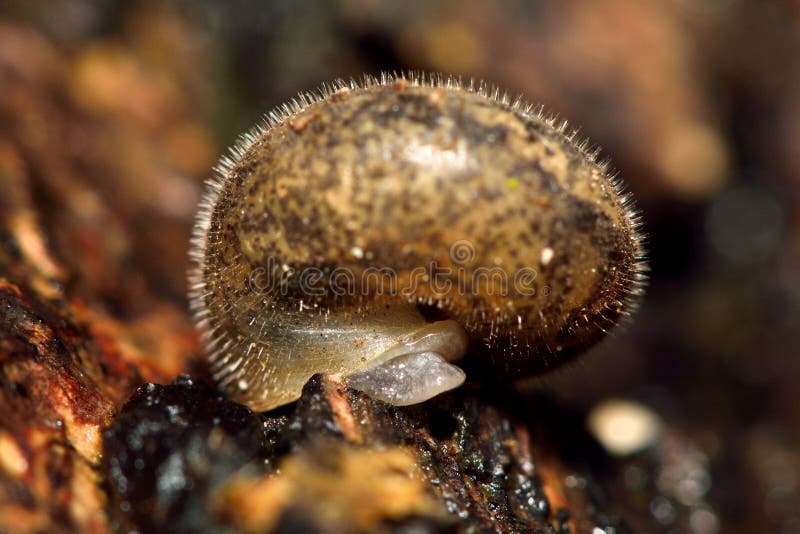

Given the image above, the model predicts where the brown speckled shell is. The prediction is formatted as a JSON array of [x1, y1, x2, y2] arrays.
[[189, 74, 646, 411]]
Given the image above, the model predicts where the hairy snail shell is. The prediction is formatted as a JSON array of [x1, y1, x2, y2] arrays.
[[189, 73, 647, 412]]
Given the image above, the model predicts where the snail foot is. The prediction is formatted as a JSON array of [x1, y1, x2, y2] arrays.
[[346, 351, 466, 406]]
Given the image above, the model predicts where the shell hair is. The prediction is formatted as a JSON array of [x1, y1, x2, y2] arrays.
[[189, 71, 648, 411]]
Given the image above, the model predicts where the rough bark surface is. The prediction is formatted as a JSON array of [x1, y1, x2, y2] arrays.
[[103, 374, 643, 533]]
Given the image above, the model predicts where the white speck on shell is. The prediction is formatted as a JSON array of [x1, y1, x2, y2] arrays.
[[540, 247, 554, 266]]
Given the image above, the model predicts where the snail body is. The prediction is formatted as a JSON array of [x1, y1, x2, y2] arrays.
[[189, 73, 646, 411]]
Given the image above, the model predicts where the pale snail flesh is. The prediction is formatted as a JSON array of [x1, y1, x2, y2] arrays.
[[189, 73, 647, 412]]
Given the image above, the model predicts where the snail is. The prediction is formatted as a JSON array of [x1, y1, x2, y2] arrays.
[[189, 73, 647, 412]]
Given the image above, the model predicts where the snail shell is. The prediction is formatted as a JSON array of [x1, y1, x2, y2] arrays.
[[189, 73, 646, 412]]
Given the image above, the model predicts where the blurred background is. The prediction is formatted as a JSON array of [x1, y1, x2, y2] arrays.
[[1, 1, 798, 532]]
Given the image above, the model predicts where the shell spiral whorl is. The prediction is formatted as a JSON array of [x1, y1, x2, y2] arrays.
[[189, 73, 647, 412]]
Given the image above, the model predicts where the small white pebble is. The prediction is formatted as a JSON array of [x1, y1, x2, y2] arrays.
[[587, 399, 663, 456]]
